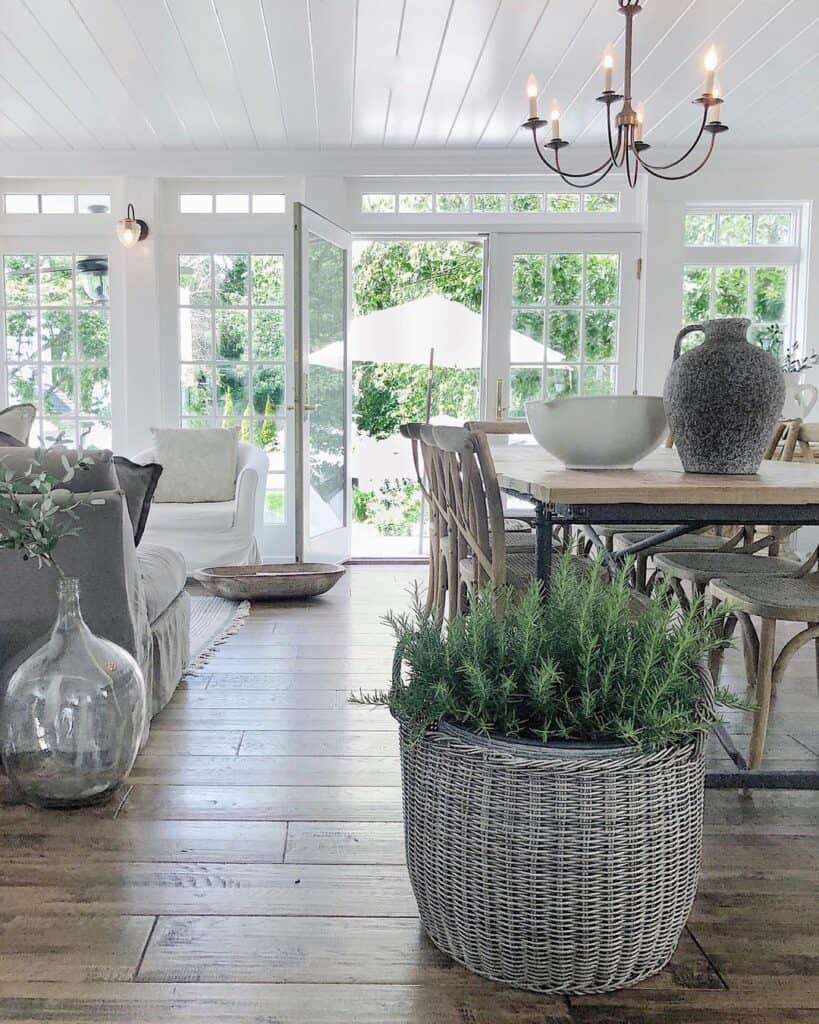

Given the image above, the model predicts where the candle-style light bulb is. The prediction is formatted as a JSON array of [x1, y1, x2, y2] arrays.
[[602, 49, 615, 93], [526, 74, 539, 119], [704, 46, 718, 95], [550, 104, 561, 140], [635, 102, 645, 142]]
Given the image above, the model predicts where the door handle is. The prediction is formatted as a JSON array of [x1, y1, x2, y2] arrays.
[[495, 378, 506, 419]]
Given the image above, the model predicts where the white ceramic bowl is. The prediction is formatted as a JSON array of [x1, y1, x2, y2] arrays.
[[525, 395, 668, 470]]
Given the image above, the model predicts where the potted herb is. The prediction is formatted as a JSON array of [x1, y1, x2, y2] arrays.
[[355, 555, 743, 994]]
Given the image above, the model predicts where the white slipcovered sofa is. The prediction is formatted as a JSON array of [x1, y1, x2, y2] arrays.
[[134, 441, 269, 574]]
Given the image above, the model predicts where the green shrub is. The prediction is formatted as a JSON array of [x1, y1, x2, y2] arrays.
[[354, 554, 746, 752]]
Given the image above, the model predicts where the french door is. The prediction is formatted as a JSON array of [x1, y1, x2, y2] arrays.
[[487, 233, 641, 419], [293, 204, 352, 563]]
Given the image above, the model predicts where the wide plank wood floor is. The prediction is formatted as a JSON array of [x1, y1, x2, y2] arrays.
[[0, 564, 817, 1022]]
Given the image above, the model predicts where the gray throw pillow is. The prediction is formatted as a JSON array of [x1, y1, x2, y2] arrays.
[[0, 403, 36, 444], [151, 427, 239, 503], [113, 456, 163, 546], [0, 448, 118, 493]]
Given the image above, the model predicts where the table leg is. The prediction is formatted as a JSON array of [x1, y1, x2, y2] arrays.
[[534, 501, 552, 597]]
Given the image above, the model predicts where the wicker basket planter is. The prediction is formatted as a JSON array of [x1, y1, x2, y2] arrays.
[[398, 717, 706, 994]]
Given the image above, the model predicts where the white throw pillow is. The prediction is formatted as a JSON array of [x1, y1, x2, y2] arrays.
[[151, 427, 239, 503], [0, 402, 36, 443]]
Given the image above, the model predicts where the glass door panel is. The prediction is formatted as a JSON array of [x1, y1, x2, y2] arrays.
[[294, 204, 351, 563]]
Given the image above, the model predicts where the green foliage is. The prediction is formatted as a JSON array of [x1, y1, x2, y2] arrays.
[[355, 554, 745, 752], [258, 396, 279, 451], [353, 487, 375, 523], [0, 443, 94, 575]]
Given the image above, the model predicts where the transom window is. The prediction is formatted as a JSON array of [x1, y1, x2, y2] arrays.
[[361, 191, 619, 215], [177, 253, 287, 524], [4, 194, 111, 215], [178, 194, 286, 214], [685, 209, 795, 246], [2, 253, 111, 448], [509, 252, 621, 414]]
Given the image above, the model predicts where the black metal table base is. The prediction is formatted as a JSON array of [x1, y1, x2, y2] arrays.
[[511, 491, 819, 790]]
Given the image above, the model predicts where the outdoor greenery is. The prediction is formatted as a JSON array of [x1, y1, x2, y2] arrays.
[[354, 554, 746, 752], [352, 478, 421, 536]]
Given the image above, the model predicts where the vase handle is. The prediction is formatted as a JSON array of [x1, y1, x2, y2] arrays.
[[673, 323, 703, 361], [794, 383, 819, 417]]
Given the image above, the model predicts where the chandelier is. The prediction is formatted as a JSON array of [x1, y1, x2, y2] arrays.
[[522, 0, 728, 188]]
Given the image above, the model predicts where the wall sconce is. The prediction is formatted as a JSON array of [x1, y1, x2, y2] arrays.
[[116, 203, 149, 248]]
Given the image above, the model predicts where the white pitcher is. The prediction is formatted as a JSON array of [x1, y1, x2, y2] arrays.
[[782, 371, 819, 420]]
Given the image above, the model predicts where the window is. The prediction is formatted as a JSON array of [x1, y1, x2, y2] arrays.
[[509, 251, 621, 413], [360, 191, 619, 215], [178, 193, 286, 215], [682, 206, 800, 359], [3, 253, 111, 448], [177, 253, 287, 524], [4, 194, 112, 215]]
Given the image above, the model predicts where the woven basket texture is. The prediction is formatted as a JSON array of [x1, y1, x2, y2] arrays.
[[399, 722, 705, 994]]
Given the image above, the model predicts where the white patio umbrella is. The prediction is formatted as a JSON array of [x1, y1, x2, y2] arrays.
[[311, 293, 564, 367]]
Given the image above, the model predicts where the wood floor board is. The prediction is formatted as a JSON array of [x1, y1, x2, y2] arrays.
[[0, 981, 571, 1023], [118, 783, 405, 820], [128, 754, 401, 786], [187, 659, 390, 674], [238, 730, 398, 756], [0, 863, 418, 917], [703, 791, 819, 834], [151, 707, 395, 731], [284, 821, 407, 863], [171, 690, 353, 710], [142, 731, 244, 756], [204, 672, 390, 690]]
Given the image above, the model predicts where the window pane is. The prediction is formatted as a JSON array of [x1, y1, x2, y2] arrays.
[[547, 194, 580, 213], [755, 212, 792, 245], [583, 364, 616, 395], [179, 308, 212, 361], [41, 195, 75, 214], [41, 310, 74, 362], [548, 310, 580, 360], [214, 194, 249, 213], [252, 255, 284, 305], [77, 310, 109, 362], [43, 366, 75, 416], [5, 311, 38, 362], [214, 254, 248, 306], [79, 419, 111, 450], [586, 254, 619, 306], [78, 195, 111, 214], [509, 366, 542, 416], [753, 266, 788, 321], [265, 474, 286, 523], [752, 323, 785, 359], [4, 256, 37, 305], [550, 253, 582, 306], [181, 364, 214, 417], [252, 365, 285, 415], [217, 365, 249, 422], [584, 193, 618, 213], [512, 309, 544, 345], [179, 254, 212, 305], [683, 267, 710, 322], [510, 193, 544, 213], [78, 366, 110, 418], [261, 421, 286, 467], [472, 193, 506, 212], [252, 309, 285, 360], [40, 264, 74, 305], [251, 194, 286, 213], [216, 309, 249, 360], [180, 194, 213, 214], [398, 193, 433, 213], [545, 365, 579, 399], [685, 213, 716, 245], [8, 364, 38, 406], [512, 255, 545, 305], [361, 193, 395, 213], [436, 192, 470, 212], [584, 311, 617, 361], [718, 213, 752, 245], [715, 266, 749, 316], [5, 194, 38, 214]]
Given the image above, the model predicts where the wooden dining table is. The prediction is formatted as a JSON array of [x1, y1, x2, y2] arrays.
[[493, 444, 819, 789]]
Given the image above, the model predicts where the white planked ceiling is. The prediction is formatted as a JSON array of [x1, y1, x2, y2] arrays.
[[0, 0, 814, 151]]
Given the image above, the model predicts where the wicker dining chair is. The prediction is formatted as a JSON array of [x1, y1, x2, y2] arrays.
[[711, 553, 819, 769]]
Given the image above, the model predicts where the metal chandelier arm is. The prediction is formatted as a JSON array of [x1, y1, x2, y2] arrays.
[[635, 106, 710, 171], [553, 148, 616, 189], [632, 130, 717, 181]]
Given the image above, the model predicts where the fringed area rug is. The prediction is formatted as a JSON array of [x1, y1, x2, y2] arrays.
[[187, 595, 249, 672]]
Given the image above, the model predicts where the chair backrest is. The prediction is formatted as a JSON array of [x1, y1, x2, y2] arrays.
[[399, 423, 433, 504], [764, 419, 803, 462], [432, 425, 507, 589], [464, 420, 531, 436], [795, 422, 819, 463]]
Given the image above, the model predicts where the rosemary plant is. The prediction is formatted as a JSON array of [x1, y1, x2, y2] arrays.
[[354, 553, 746, 752]]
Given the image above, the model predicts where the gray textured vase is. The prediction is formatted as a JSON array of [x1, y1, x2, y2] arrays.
[[664, 317, 785, 474]]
